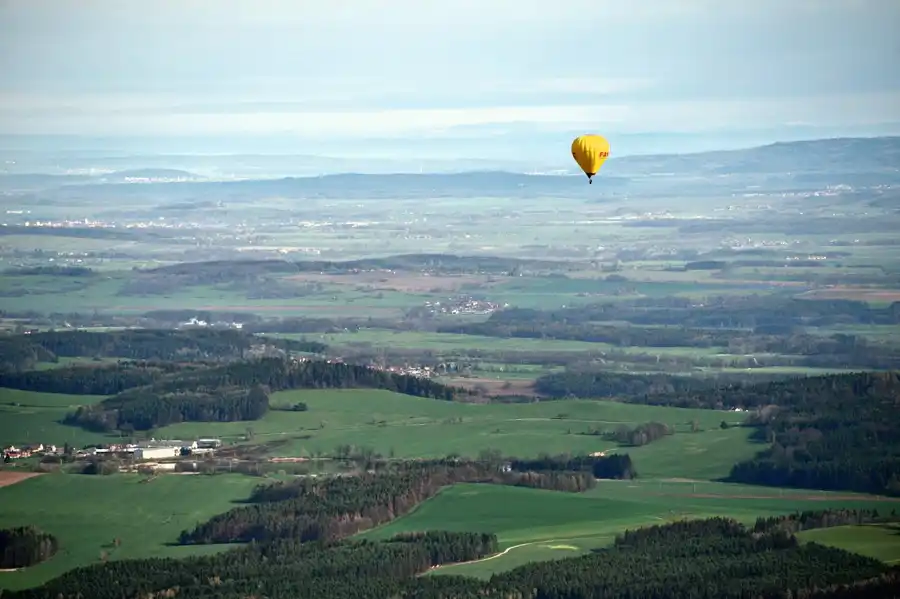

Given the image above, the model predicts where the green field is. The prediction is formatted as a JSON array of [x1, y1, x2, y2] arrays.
[[3, 473, 897, 589], [360, 482, 900, 579], [0, 389, 112, 448], [158, 388, 759, 478], [0, 276, 418, 318], [0, 474, 257, 590], [798, 523, 900, 564], [0, 387, 760, 479]]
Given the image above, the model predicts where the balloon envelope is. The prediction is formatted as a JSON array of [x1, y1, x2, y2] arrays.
[[571, 135, 610, 183]]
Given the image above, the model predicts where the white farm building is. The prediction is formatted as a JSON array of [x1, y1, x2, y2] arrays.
[[133, 446, 179, 460]]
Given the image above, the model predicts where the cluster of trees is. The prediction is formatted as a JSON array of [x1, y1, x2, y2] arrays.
[[0, 526, 59, 569], [534, 370, 707, 403], [5, 532, 496, 599], [0, 360, 197, 395], [10, 516, 899, 599], [448, 295, 900, 329], [383, 531, 498, 566], [118, 273, 326, 298], [437, 296, 900, 370], [3, 265, 96, 277], [491, 517, 892, 599], [604, 422, 672, 447], [0, 336, 56, 374], [0, 329, 326, 372], [726, 372, 900, 495], [1, 347, 471, 432], [135, 356, 471, 402], [142, 254, 571, 279], [161, 293, 899, 335], [116, 254, 572, 298], [752, 508, 894, 535], [534, 369, 900, 496], [180, 459, 601, 545], [65, 384, 271, 432], [508, 453, 637, 480]]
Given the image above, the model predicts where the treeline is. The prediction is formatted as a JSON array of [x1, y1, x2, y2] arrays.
[[0, 526, 59, 569], [0, 336, 55, 374], [150, 293, 900, 336], [534, 370, 707, 403], [3, 265, 95, 277], [118, 254, 574, 298], [537, 370, 900, 496], [535, 368, 896, 411], [180, 459, 597, 545], [60, 357, 473, 432], [10, 517, 900, 599], [509, 453, 637, 479], [439, 299, 900, 369], [143, 254, 572, 279], [65, 384, 270, 432], [0, 328, 326, 372], [5, 532, 496, 599], [446, 295, 900, 330], [162, 357, 471, 401], [383, 531, 498, 566], [0, 360, 200, 396], [440, 317, 737, 349], [726, 372, 900, 495], [604, 422, 672, 446], [484, 517, 892, 599], [753, 508, 894, 535]]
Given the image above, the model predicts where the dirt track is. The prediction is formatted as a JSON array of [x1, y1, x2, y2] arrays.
[[0, 471, 43, 488], [427, 541, 539, 572]]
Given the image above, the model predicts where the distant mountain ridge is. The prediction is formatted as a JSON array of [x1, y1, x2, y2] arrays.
[[1, 136, 897, 196], [604, 136, 900, 177]]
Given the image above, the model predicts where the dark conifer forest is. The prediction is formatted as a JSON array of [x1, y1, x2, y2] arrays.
[[0, 527, 59, 570], [8, 511, 900, 599]]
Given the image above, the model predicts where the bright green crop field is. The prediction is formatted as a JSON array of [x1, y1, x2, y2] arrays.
[[360, 482, 900, 579], [159, 388, 759, 478], [0, 474, 256, 591]]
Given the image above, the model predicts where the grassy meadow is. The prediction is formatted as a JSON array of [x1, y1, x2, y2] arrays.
[[0, 389, 112, 448], [0, 474, 257, 590], [1, 386, 758, 475], [360, 482, 900, 579], [1, 381, 897, 587], [157, 388, 759, 478], [797, 523, 900, 565]]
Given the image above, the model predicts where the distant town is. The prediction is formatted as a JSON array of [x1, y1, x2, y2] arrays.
[[424, 296, 507, 316]]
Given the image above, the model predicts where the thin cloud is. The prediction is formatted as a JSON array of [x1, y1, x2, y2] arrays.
[[1, 0, 897, 141], [3, 92, 898, 138], [0, 78, 654, 115]]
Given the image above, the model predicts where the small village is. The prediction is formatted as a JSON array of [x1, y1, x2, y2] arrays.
[[423, 295, 506, 315], [3, 438, 223, 463]]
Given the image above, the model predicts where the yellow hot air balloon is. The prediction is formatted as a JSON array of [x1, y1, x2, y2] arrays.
[[571, 134, 610, 184]]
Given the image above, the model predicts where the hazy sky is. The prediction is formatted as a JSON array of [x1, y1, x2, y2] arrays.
[[1, 0, 899, 142]]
